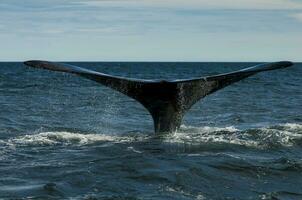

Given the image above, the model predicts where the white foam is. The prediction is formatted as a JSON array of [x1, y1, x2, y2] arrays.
[[6, 123, 302, 148], [169, 123, 302, 148], [180, 124, 239, 133], [127, 146, 143, 153], [258, 123, 302, 147], [9, 131, 134, 146], [170, 129, 258, 147], [283, 123, 302, 131]]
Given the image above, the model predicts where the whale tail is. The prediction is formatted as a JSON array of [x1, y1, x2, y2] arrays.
[[24, 60, 293, 134]]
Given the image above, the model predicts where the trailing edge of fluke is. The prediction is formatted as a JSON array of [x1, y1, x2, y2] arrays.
[[24, 60, 293, 134]]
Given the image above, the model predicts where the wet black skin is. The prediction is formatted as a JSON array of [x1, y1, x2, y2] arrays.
[[24, 60, 293, 134]]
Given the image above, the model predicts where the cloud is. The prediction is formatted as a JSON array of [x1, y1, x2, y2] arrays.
[[291, 13, 302, 22], [1, 0, 301, 38], [81, 0, 302, 10], [0, 0, 301, 61]]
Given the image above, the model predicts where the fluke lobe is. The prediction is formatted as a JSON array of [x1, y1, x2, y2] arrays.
[[24, 61, 293, 134]]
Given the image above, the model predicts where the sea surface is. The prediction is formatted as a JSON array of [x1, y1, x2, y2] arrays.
[[0, 62, 301, 199]]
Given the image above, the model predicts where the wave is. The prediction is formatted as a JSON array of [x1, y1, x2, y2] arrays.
[[7, 131, 140, 146], [171, 123, 302, 149], [4, 123, 302, 149]]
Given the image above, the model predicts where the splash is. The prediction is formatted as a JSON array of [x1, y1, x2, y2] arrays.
[[167, 125, 257, 147], [283, 123, 302, 131], [167, 123, 302, 148], [5, 123, 302, 149], [8, 131, 137, 146]]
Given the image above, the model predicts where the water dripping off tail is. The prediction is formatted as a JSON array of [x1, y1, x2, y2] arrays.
[[24, 60, 293, 134]]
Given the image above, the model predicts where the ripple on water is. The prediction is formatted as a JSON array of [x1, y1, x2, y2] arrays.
[[0, 123, 301, 199], [3, 123, 302, 150], [170, 123, 302, 149]]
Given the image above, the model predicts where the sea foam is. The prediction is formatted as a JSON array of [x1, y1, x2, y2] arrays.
[[5, 123, 302, 149]]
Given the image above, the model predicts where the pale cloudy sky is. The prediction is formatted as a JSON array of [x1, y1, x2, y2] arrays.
[[0, 0, 301, 61]]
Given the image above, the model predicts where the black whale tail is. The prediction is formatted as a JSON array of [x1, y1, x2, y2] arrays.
[[24, 60, 293, 134]]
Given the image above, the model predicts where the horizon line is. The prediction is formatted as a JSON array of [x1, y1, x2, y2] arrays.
[[0, 60, 300, 63]]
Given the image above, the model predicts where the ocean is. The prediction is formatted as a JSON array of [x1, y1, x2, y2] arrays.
[[0, 62, 301, 199]]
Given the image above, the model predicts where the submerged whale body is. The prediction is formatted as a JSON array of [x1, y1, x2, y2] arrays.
[[24, 61, 293, 134]]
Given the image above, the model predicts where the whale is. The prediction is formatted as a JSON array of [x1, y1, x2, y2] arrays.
[[24, 60, 293, 134]]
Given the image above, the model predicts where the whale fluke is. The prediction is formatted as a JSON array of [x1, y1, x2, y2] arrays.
[[24, 60, 293, 134]]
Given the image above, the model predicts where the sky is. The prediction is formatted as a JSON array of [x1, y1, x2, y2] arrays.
[[0, 0, 301, 61]]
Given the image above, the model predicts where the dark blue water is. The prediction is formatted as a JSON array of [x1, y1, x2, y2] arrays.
[[0, 62, 301, 199]]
